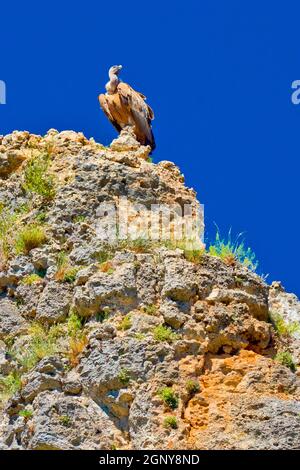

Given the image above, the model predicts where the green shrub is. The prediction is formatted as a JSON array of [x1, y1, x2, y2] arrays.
[[15, 203, 31, 215], [275, 351, 296, 372], [118, 368, 131, 385], [16, 323, 60, 370], [0, 205, 16, 262], [270, 311, 300, 337], [143, 304, 157, 316], [158, 387, 179, 409], [134, 332, 146, 340], [36, 211, 47, 223], [18, 408, 33, 420], [96, 307, 110, 323], [73, 215, 86, 223], [186, 379, 200, 395], [14, 224, 47, 255], [0, 372, 22, 402], [118, 314, 132, 331], [59, 415, 71, 427], [208, 228, 258, 271], [99, 261, 114, 274], [94, 249, 113, 264], [62, 267, 79, 283], [163, 416, 178, 429], [67, 310, 84, 338], [153, 325, 179, 343], [21, 273, 43, 286], [54, 252, 79, 283], [23, 153, 56, 200]]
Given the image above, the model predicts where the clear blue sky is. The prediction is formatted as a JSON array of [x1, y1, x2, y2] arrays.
[[0, 1, 299, 296]]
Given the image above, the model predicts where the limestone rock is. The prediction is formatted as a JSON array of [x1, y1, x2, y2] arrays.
[[0, 149, 27, 177], [269, 281, 300, 364], [0, 129, 299, 450], [36, 282, 72, 324], [0, 299, 28, 339]]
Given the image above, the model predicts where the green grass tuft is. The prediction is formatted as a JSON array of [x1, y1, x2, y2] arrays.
[[23, 152, 56, 200], [0, 372, 22, 402], [18, 408, 33, 420], [153, 325, 179, 343], [118, 368, 131, 385], [208, 228, 258, 271], [270, 311, 300, 337], [275, 351, 296, 372], [118, 314, 132, 331], [14, 224, 47, 255], [158, 387, 179, 409], [186, 379, 200, 395], [142, 304, 158, 316], [21, 273, 43, 286], [163, 416, 178, 429]]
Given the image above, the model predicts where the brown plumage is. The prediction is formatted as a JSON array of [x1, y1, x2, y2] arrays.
[[99, 66, 156, 150]]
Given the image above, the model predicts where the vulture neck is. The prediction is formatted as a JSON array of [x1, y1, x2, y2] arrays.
[[106, 71, 119, 94]]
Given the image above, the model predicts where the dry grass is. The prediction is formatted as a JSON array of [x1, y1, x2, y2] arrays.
[[68, 336, 88, 367], [14, 224, 47, 255]]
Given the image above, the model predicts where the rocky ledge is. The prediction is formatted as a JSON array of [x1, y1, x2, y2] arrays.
[[0, 129, 299, 450]]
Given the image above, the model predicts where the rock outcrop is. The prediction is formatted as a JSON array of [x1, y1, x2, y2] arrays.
[[0, 129, 299, 450]]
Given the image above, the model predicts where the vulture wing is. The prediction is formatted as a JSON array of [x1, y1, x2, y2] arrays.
[[117, 83, 156, 150], [99, 93, 122, 133]]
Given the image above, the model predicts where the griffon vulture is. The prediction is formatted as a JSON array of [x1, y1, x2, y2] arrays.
[[99, 65, 156, 150]]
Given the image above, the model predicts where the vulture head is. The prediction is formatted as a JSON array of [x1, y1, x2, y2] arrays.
[[106, 65, 123, 94], [109, 65, 123, 77]]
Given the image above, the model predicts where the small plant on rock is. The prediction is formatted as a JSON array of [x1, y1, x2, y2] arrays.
[[153, 325, 179, 343], [163, 416, 178, 429], [67, 310, 88, 367], [21, 273, 43, 286], [96, 307, 110, 323], [143, 304, 157, 316], [186, 379, 200, 395], [15, 224, 47, 255], [94, 249, 113, 264], [73, 215, 86, 224], [275, 351, 296, 372], [99, 260, 114, 274], [0, 204, 17, 264], [134, 332, 146, 341], [68, 336, 88, 367], [118, 368, 131, 386], [54, 252, 79, 283], [59, 415, 71, 427], [67, 310, 84, 337], [270, 311, 300, 337], [158, 387, 179, 409], [208, 228, 258, 271], [0, 372, 22, 403], [18, 408, 33, 421], [35, 211, 47, 223], [118, 314, 132, 331], [23, 152, 56, 200], [63, 266, 80, 283], [17, 323, 59, 370]]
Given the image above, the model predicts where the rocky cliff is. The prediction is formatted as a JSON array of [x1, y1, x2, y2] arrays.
[[0, 129, 299, 450]]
